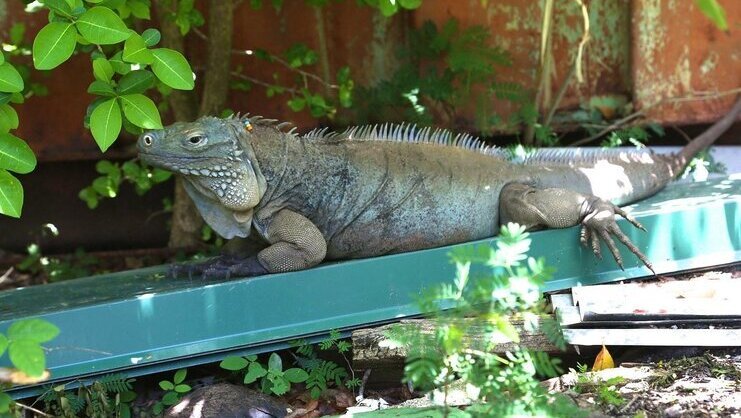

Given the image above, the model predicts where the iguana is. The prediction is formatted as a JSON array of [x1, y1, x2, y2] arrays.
[[138, 97, 741, 279]]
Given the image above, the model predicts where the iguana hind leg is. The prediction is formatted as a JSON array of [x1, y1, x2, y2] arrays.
[[499, 183, 654, 273]]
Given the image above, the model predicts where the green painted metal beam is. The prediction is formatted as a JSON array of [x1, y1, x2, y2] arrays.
[[1, 176, 739, 397]]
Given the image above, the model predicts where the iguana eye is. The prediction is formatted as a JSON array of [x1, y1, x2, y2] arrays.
[[188, 135, 206, 145]]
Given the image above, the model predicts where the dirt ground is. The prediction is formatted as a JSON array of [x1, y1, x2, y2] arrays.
[[542, 351, 740, 418]]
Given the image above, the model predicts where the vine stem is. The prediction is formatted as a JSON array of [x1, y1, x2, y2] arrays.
[[570, 87, 741, 147]]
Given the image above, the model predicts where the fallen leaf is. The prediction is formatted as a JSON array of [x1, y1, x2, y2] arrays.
[[592, 344, 615, 371], [0, 367, 51, 385]]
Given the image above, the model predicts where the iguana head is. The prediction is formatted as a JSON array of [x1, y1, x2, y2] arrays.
[[138, 115, 266, 238]]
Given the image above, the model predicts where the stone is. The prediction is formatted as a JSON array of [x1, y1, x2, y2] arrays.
[[165, 383, 288, 418]]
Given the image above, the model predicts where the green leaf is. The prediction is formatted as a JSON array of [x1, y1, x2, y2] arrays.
[[151, 48, 194, 90], [123, 32, 154, 64], [119, 94, 162, 129], [7, 319, 59, 343], [76, 7, 131, 44], [9, 23, 26, 45], [0, 133, 36, 174], [0, 334, 8, 356], [117, 70, 155, 95], [173, 368, 187, 384], [141, 28, 161, 47], [87, 80, 116, 96], [42, 0, 74, 17], [79, 186, 99, 209], [174, 384, 191, 393], [158, 380, 174, 391], [128, 0, 151, 19], [399, 0, 422, 9], [696, 0, 728, 30], [268, 353, 282, 373], [0, 391, 11, 413], [0, 169, 23, 217], [90, 98, 122, 152], [287, 97, 305, 111], [92, 57, 114, 82], [377, 0, 398, 16], [0, 63, 24, 93], [32, 22, 77, 70], [0, 105, 19, 132], [243, 362, 267, 384], [494, 316, 520, 343], [220, 355, 248, 371], [284, 368, 309, 383], [161, 391, 179, 406], [9, 340, 45, 377], [270, 376, 290, 395]]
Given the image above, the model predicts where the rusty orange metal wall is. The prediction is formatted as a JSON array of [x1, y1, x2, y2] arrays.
[[632, 0, 740, 123], [0, 0, 738, 161]]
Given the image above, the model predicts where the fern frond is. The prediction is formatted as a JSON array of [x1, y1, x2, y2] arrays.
[[97, 373, 135, 393]]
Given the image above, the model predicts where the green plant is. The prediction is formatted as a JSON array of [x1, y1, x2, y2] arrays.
[[79, 160, 172, 209], [38, 373, 137, 418], [385, 223, 584, 417], [573, 368, 626, 408], [15, 224, 100, 282], [353, 18, 521, 135], [0, 0, 196, 219], [152, 368, 191, 415], [292, 330, 361, 399], [0, 318, 59, 415], [220, 353, 308, 396]]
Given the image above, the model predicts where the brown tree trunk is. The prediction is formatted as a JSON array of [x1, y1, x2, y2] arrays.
[[154, 0, 236, 249], [199, 0, 235, 116]]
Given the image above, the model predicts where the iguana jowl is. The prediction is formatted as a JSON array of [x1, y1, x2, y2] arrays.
[[138, 97, 741, 279]]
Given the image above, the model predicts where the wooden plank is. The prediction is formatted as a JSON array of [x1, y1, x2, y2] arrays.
[[571, 276, 741, 320], [570, 276, 739, 305], [549, 294, 582, 325], [563, 328, 741, 346], [352, 318, 563, 364]]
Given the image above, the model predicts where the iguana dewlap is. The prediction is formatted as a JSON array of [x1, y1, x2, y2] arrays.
[[138, 97, 741, 279]]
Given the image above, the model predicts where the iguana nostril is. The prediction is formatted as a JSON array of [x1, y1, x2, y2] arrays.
[[142, 134, 153, 146]]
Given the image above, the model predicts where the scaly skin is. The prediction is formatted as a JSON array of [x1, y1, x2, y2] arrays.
[[138, 97, 741, 279]]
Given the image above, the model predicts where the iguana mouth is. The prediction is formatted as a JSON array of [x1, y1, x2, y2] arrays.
[[140, 152, 233, 177]]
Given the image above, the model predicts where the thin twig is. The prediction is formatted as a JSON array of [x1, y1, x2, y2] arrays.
[[0, 267, 12, 283], [570, 88, 741, 147], [16, 402, 53, 417], [543, 63, 576, 128], [230, 71, 300, 95], [670, 125, 693, 144], [194, 27, 340, 90]]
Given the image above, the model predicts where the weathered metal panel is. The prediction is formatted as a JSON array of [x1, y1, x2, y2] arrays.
[[632, 0, 741, 124], [1, 176, 739, 397], [413, 0, 632, 126]]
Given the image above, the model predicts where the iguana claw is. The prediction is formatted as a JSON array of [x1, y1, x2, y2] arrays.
[[170, 255, 268, 280], [580, 198, 655, 274]]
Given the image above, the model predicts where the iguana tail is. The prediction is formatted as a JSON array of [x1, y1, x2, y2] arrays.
[[672, 95, 741, 177]]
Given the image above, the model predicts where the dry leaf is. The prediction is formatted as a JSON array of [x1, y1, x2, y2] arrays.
[[592, 344, 615, 371], [0, 367, 51, 385]]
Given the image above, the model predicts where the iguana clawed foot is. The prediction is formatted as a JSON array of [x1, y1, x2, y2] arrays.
[[170, 255, 269, 280], [579, 198, 655, 274]]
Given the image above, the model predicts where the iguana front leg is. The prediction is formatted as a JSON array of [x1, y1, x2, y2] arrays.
[[173, 209, 327, 279], [500, 183, 654, 273]]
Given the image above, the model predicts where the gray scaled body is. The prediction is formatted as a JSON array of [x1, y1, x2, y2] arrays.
[[138, 97, 741, 278]]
